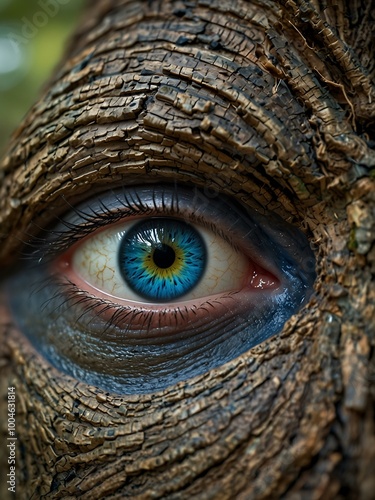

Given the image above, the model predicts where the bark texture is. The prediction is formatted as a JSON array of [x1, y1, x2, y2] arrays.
[[0, 0, 374, 498]]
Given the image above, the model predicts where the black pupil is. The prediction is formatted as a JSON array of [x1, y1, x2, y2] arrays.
[[153, 244, 176, 269]]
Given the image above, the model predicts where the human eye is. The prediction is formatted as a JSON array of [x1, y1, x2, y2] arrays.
[[6, 184, 315, 394]]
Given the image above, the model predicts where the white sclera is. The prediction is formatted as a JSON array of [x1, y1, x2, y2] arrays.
[[72, 220, 249, 303]]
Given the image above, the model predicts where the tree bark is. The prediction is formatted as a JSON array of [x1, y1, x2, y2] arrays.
[[0, 0, 374, 498]]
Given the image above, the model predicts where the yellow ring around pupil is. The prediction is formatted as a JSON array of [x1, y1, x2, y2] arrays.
[[144, 244, 185, 279]]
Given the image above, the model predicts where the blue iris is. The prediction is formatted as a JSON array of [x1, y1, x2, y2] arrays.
[[118, 218, 207, 301]]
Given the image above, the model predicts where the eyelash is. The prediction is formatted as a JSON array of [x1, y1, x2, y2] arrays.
[[48, 278, 239, 338], [27, 186, 241, 264]]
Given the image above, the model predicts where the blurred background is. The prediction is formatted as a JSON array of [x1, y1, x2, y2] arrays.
[[0, 0, 84, 155]]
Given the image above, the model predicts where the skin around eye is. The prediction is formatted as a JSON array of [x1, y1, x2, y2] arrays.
[[61, 216, 277, 306], [6, 185, 316, 394]]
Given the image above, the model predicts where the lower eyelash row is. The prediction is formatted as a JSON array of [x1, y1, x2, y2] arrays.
[[47, 276, 240, 341]]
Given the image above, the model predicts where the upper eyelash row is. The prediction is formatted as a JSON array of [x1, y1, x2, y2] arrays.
[[26, 190, 157, 262], [23, 185, 246, 265]]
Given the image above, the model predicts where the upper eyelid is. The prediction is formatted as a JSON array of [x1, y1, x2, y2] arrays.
[[25, 185, 256, 259]]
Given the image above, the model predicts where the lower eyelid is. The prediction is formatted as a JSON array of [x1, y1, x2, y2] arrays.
[[46, 276, 281, 340], [6, 257, 311, 394]]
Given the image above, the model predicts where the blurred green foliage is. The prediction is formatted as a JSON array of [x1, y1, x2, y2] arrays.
[[0, 0, 84, 155]]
